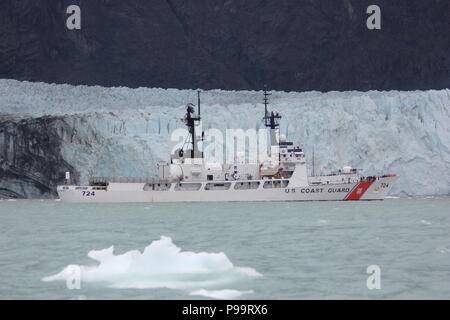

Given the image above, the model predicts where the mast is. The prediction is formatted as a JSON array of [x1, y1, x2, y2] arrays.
[[264, 85, 270, 122], [263, 86, 281, 146], [182, 91, 202, 159]]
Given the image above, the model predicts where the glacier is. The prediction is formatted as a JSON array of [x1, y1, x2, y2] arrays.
[[0, 79, 449, 198]]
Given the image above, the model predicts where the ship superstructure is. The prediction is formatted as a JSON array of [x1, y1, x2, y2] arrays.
[[57, 89, 398, 203]]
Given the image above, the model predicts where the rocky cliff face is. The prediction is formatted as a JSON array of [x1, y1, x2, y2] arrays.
[[0, 115, 78, 198], [0, 0, 449, 91]]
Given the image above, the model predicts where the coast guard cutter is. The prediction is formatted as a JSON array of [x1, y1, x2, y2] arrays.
[[58, 89, 398, 203]]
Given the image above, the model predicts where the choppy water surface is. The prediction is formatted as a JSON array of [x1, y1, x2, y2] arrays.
[[0, 197, 449, 299]]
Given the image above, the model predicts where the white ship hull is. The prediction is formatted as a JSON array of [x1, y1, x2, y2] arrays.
[[57, 175, 398, 203], [56, 90, 400, 204]]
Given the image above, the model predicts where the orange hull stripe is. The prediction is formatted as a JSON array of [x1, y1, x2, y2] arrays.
[[345, 181, 373, 200]]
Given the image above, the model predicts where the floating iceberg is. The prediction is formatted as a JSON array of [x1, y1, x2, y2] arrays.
[[42, 236, 261, 298]]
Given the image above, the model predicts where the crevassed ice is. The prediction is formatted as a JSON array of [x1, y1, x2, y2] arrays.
[[1, 79, 449, 196]]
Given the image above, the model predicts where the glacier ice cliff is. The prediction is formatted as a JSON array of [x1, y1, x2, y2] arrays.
[[0, 79, 449, 198]]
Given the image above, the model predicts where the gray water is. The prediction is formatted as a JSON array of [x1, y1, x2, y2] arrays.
[[0, 197, 449, 300]]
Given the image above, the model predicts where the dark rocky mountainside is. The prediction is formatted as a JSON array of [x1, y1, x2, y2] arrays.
[[0, 115, 78, 198], [0, 0, 448, 91]]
